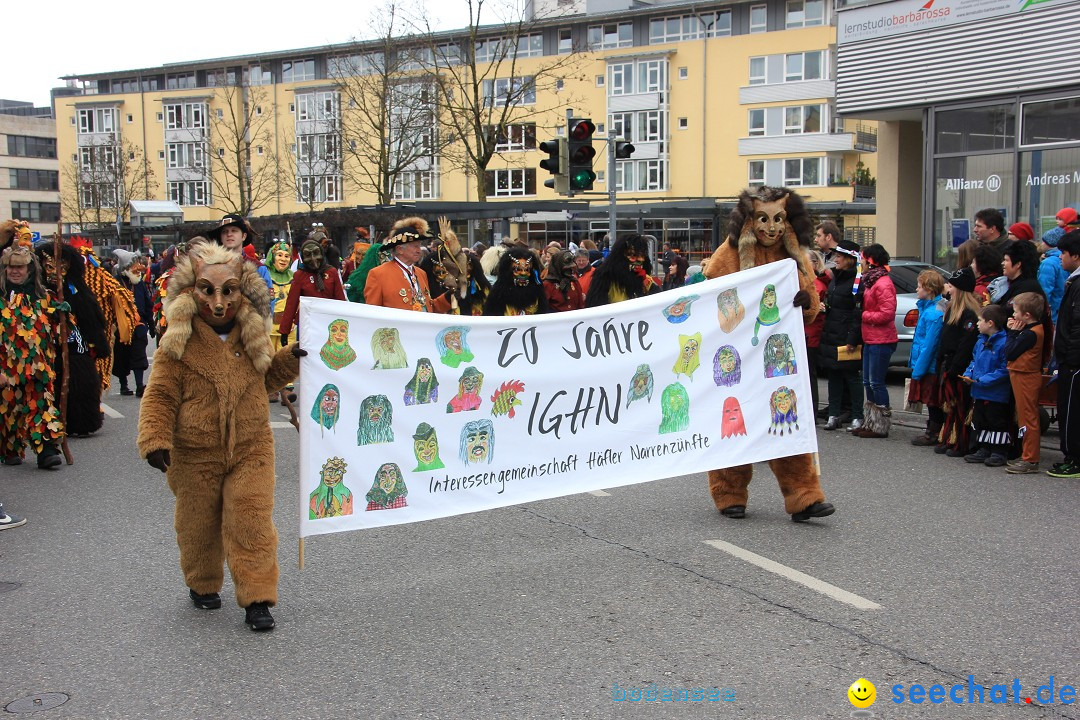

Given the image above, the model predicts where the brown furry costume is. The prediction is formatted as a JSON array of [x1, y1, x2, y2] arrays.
[[703, 187, 832, 520], [137, 244, 300, 607]]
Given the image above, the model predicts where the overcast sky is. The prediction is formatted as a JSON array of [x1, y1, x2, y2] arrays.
[[4, 0, 473, 108]]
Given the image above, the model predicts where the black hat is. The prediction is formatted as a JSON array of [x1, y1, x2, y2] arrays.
[[834, 239, 861, 258], [207, 213, 257, 241], [384, 225, 434, 249], [947, 266, 976, 293]]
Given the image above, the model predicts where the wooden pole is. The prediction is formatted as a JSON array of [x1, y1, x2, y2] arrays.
[[52, 223, 74, 465]]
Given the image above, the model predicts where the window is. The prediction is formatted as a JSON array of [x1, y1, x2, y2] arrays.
[[558, 28, 573, 54], [328, 53, 384, 77], [588, 22, 633, 50], [158, 151, 165, 160], [637, 60, 663, 93], [166, 180, 211, 206], [750, 5, 767, 33], [296, 91, 339, 122], [156, 112, 163, 122], [77, 108, 117, 134], [935, 104, 1015, 153], [296, 134, 340, 162], [166, 72, 196, 90], [783, 104, 824, 134], [678, 67, 688, 80], [678, 117, 688, 130], [494, 123, 537, 152], [126, 114, 133, 123], [785, 51, 825, 82], [164, 103, 206, 130], [141, 77, 161, 92], [609, 112, 632, 140], [517, 34, 544, 58], [6, 135, 56, 158], [1021, 96, 1080, 146], [400, 47, 433, 71], [166, 142, 207, 169], [296, 175, 342, 203], [394, 171, 437, 201], [614, 159, 665, 192], [247, 65, 273, 85], [783, 157, 823, 186], [785, 0, 824, 28], [609, 63, 634, 96], [436, 44, 461, 66], [482, 76, 535, 106], [485, 168, 537, 197], [10, 202, 61, 223], [474, 38, 504, 63], [749, 57, 766, 85], [748, 160, 765, 185], [595, 75, 605, 87], [635, 111, 663, 143], [282, 58, 316, 83], [748, 109, 765, 136], [8, 169, 59, 191], [205, 68, 239, 87], [649, 11, 731, 43]]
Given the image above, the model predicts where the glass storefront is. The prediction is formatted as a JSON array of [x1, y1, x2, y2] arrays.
[[930, 91, 1080, 269]]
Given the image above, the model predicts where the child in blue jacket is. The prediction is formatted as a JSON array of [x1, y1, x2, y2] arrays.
[[961, 304, 1012, 466], [908, 270, 946, 446]]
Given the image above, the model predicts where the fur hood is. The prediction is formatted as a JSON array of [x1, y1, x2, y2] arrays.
[[160, 244, 273, 374]]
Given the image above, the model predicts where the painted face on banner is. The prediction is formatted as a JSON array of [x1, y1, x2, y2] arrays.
[[320, 388, 340, 418], [445, 330, 462, 352], [194, 261, 243, 328], [378, 464, 399, 493], [719, 348, 737, 374], [752, 197, 787, 247], [762, 285, 777, 309], [367, 401, 385, 423], [414, 435, 439, 465], [418, 362, 433, 382], [463, 371, 481, 394], [774, 388, 793, 415], [512, 257, 532, 286], [329, 320, 349, 346], [465, 426, 491, 463], [323, 465, 344, 488]]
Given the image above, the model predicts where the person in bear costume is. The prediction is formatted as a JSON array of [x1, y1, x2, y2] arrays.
[[703, 186, 835, 523], [137, 242, 305, 631]]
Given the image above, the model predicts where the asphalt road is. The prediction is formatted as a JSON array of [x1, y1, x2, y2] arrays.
[[1, 376, 1077, 720]]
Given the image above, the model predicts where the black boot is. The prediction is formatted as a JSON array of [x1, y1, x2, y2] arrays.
[[792, 501, 835, 522], [720, 505, 746, 519], [36, 445, 62, 470], [911, 420, 942, 446], [119, 384, 133, 396], [245, 602, 275, 631], [189, 588, 221, 610]]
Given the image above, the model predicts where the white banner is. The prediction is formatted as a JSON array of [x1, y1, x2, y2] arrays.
[[297, 259, 816, 537]]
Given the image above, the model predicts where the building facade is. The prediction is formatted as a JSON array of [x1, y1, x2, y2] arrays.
[[0, 107, 60, 238], [55, 0, 876, 259], [836, 0, 1080, 267]]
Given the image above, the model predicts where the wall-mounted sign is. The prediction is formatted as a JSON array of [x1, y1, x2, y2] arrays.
[[941, 174, 1003, 192], [838, 0, 1072, 44]]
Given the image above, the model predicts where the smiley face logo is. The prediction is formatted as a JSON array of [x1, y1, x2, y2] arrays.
[[847, 678, 876, 708]]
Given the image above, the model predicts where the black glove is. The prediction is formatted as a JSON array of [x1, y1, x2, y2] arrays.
[[280, 334, 290, 348], [792, 290, 812, 310], [147, 449, 171, 473], [291, 345, 308, 358]]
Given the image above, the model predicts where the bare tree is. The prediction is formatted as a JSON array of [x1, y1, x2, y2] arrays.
[[332, 2, 447, 205], [207, 81, 284, 216], [59, 136, 157, 230], [410, 0, 585, 201]]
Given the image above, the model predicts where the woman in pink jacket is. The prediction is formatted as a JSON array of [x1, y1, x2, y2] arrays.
[[854, 243, 898, 438]]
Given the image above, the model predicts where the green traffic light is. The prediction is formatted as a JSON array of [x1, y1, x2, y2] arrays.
[[569, 169, 596, 190]]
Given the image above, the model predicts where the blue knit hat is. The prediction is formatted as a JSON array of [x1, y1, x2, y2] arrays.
[[1043, 226, 1065, 248]]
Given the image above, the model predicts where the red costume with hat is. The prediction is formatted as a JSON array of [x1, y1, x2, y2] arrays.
[[364, 218, 451, 313]]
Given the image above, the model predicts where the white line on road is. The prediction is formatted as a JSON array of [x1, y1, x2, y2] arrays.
[[703, 539, 881, 610], [101, 403, 124, 419], [587, 490, 611, 496], [270, 421, 295, 429]]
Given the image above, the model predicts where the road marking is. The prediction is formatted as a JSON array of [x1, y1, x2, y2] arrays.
[[587, 489, 611, 496], [270, 421, 295, 429], [101, 403, 124, 419], [703, 539, 881, 610]]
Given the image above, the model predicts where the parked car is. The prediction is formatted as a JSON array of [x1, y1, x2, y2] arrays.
[[887, 260, 949, 368]]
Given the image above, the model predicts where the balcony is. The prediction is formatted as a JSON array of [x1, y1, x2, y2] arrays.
[[854, 183, 876, 202], [853, 123, 877, 152], [738, 132, 858, 155]]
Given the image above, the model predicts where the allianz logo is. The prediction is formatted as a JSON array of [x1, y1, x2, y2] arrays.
[[944, 174, 1002, 191]]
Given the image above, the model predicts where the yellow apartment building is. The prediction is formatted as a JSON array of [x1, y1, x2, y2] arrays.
[[54, 0, 877, 259]]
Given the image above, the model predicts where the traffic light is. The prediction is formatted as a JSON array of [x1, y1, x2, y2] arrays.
[[539, 138, 568, 195], [615, 140, 636, 159], [567, 117, 597, 192]]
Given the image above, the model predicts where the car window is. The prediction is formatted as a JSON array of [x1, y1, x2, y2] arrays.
[[889, 265, 946, 294]]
